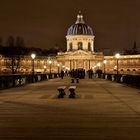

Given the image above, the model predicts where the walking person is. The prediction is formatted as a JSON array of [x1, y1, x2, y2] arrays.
[[60, 70, 64, 79]]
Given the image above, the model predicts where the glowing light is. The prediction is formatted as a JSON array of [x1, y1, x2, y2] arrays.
[[48, 60, 52, 64], [103, 60, 107, 64], [114, 65, 117, 69], [115, 53, 120, 59], [97, 63, 101, 67], [31, 53, 36, 59]]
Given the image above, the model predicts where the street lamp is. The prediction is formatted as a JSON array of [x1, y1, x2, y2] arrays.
[[57, 63, 60, 74], [48, 60, 52, 74], [103, 60, 107, 74], [44, 65, 46, 73], [97, 63, 101, 69], [31, 53, 36, 82], [115, 53, 120, 75], [62, 65, 65, 70]]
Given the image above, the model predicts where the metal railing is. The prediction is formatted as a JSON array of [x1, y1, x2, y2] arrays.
[[0, 73, 60, 90], [96, 73, 140, 88]]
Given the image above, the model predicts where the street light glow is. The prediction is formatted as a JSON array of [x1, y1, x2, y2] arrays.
[[97, 63, 101, 67], [103, 60, 107, 64], [114, 65, 117, 69], [49, 60, 52, 64], [31, 53, 36, 59], [115, 53, 120, 59]]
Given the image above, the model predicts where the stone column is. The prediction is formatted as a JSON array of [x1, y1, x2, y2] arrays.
[[89, 60, 90, 69], [70, 60, 72, 70], [73, 59, 74, 69]]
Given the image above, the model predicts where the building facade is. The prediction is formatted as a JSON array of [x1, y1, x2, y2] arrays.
[[57, 13, 140, 74], [0, 13, 140, 74], [57, 13, 104, 71]]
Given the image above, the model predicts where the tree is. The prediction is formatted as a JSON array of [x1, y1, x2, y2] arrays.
[[15, 36, 25, 48], [6, 36, 15, 47], [5, 36, 25, 74], [0, 37, 3, 47]]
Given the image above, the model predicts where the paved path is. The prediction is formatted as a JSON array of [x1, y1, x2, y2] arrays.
[[0, 77, 140, 140]]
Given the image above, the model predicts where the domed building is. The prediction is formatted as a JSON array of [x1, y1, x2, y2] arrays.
[[66, 13, 94, 52], [57, 12, 104, 71]]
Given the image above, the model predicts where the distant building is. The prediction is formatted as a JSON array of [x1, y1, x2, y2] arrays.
[[0, 12, 140, 74], [57, 12, 104, 71], [57, 12, 140, 74]]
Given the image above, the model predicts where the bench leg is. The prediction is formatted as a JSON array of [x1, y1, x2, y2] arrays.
[[76, 79, 79, 83], [58, 90, 66, 98], [69, 89, 76, 98], [71, 79, 75, 83]]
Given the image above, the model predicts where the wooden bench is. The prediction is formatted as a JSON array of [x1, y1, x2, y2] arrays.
[[69, 86, 76, 98], [57, 86, 66, 98]]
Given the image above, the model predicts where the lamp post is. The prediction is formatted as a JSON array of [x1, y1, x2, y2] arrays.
[[44, 65, 46, 73], [48, 60, 52, 74], [31, 53, 36, 82], [57, 64, 60, 74], [103, 60, 107, 74], [115, 53, 120, 75]]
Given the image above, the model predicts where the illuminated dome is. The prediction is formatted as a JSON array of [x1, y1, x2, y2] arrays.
[[67, 13, 93, 36]]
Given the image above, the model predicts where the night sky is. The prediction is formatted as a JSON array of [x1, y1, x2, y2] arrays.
[[0, 0, 140, 53]]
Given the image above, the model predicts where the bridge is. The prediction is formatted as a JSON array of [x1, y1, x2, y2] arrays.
[[0, 77, 140, 139]]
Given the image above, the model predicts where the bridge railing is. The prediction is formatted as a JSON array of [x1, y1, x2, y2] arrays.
[[0, 73, 60, 90], [96, 73, 140, 88]]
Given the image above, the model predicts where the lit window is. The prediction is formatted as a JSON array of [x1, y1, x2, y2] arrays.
[[78, 42, 83, 50]]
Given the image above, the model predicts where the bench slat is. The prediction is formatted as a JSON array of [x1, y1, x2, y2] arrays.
[[69, 86, 76, 89], [57, 86, 66, 90]]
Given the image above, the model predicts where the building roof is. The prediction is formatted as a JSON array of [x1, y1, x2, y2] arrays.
[[67, 12, 94, 36]]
